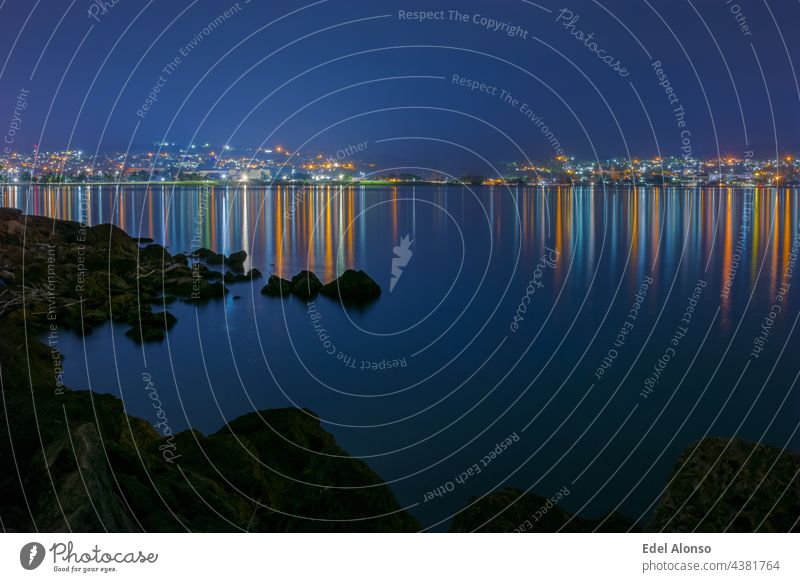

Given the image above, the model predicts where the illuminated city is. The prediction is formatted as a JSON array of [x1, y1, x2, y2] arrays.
[[2, 145, 799, 186]]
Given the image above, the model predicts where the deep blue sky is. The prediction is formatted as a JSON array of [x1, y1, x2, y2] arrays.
[[1, 0, 799, 172]]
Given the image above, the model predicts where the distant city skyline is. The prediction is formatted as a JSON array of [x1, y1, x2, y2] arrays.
[[1, 0, 799, 172], [2, 141, 799, 187]]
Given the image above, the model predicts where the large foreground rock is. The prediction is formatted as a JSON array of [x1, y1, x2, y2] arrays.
[[451, 437, 800, 533], [0, 323, 419, 532], [647, 438, 800, 532]]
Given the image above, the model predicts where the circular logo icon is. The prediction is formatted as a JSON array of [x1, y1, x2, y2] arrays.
[[20, 542, 46, 570]]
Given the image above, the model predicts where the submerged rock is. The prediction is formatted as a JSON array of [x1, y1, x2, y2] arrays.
[[291, 270, 323, 300], [320, 269, 381, 304]]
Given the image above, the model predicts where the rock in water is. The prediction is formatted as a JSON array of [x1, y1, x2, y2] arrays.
[[226, 250, 247, 272], [261, 275, 293, 296], [125, 310, 177, 343], [194, 247, 220, 261], [291, 271, 323, 300], [320, 270, 381, 304]]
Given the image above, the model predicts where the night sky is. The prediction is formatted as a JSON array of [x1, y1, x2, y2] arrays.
[[1, 0, 799, 171]]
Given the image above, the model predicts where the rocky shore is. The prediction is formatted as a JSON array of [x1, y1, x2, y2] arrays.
[[449, 440, 799, 532], [0, 208, 796, 532], [0, 209, 415, 532]]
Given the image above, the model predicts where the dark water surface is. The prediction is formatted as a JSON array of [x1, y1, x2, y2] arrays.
[[4, 184, 799, 530]]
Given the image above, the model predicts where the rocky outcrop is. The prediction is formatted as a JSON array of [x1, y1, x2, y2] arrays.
[[0, 209, 232, 341], [30, 422, 139, 532], [0, 319, 419, 533], [451, 437, 800, 533], [647, 438, 800, 532]]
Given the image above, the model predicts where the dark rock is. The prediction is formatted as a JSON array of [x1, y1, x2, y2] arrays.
[[0, 321, 420, 532], [125, 310, 177, 343], [172, 253, 189, 266], [261, 275, 292, 296], [0, 269, 14, 283], [30, 422, 138, 531], [291, 271, 322, 300], [320, 270, 381, 304], [647, 438, 800, 532], [225, 250, 247, 272], [184, 280, 227, 303], [194, 247, 219, 260], [139, 243, 170, 263], [107, 272, 129, 292], [247, 268, 262, 279], [210, 408, 420, 532]]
